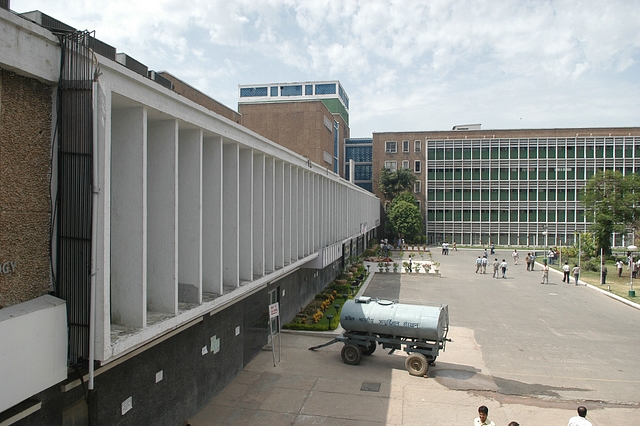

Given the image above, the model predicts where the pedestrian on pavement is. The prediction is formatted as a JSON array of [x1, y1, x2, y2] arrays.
[[530, 252, 536, 271], [601, 262, 608, 284], [572, 264, 580, 285], [475, 256, 482, 273], [482, 256, 488, 274], [616, 259, 624, 277], [512, 249, 519, 265], [453, 241, 457, 251], [525, 253, 531, 271], [473, 405, 496, 426], [500, 259, 508, 279], [492, 258, 499, 278], [541, 261, 549, 284], [408, 255, 413, 273], [483, 248, 488, 258], [567, 406, 592, 426], [562, 261, 571, 283], [490, 243, 495, 255]]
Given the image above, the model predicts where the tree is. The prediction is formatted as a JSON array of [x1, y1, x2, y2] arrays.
[[389, 191, 418, 208], [582, 171, 640, 255], [386, 200, 423, 242], [378, 168, 416, 201]]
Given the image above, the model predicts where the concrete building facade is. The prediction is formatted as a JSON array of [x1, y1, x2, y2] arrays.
[[0, 8, 378, 425], [374, 128, 640, 247]]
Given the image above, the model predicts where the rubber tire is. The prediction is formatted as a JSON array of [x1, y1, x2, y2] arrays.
[[360, 341, 377, 356], [341, 344, 363, 365], [405, 353, 428, 376]]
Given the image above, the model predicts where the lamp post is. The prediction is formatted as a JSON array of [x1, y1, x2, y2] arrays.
[[542, 228, 548, 263], [628, 245, 637, 297]]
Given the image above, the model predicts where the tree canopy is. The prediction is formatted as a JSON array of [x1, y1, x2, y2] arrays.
[[581, 171, 640, 254], [378, 168, 416, 201], [386, 200, 423, 241]]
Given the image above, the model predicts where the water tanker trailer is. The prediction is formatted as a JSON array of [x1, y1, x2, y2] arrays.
[[309, 297, 450, 376]]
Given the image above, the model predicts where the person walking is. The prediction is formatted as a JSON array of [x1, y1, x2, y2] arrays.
[[541, 261, 549, 284], [490, 243, 495, 255], [562, 261, 571, 283], [567, 406, 592, 426], [530, 252, 536, 271], [500, 259, 508, 279], [616, 259, 624, 277], [475, 256, 482, 273], [481, 256, 488, 274], [525, 253, 531, 271], [572, 264, 580, 285], [492, 258, 500, 278], [512, 249, 519, 265], [601, 262, 608, 285]]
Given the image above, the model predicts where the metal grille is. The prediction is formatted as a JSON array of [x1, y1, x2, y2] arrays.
[[55, 31, 95, 365]]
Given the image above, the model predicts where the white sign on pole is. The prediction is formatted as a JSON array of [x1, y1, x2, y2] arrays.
[[269, 302, 280, 319]]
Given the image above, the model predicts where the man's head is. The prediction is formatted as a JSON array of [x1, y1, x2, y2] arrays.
[[508, 422, 520, 426], [577, 406, 587, 418], [478, 405, 489, 422]]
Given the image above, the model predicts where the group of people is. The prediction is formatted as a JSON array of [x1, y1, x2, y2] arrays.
[[475, 256, 509, 278], [474, 405, 592, 426]]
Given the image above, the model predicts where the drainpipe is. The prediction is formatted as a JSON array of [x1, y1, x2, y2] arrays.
[[89, 76, 100, 390]]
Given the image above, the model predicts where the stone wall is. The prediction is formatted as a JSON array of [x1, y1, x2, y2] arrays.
[[0, 69, 52, 308]]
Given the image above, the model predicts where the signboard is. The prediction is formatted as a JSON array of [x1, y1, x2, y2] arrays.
[[269, 302, 279, 319]]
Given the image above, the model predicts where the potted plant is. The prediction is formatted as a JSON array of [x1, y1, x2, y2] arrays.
[[377, 261, 385, 272], [393, 262, 399, 273], [414, 263, 422, 273], [384, 262, 390, 272]]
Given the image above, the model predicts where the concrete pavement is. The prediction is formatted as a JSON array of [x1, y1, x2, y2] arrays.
[[188, 247, 640, 425]]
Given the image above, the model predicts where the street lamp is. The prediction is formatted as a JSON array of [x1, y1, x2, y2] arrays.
[[542, 228, 548, 263], [628, 245, 637, 297]]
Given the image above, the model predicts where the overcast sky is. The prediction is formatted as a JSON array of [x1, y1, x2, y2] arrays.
[[16, 0, 640, 137]]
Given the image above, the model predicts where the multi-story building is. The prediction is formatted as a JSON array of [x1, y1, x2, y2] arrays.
[[374, 127, 640, 247], [344, 137, 373, 192], [238, 81, 350, 176], [0, 8, 378, 425]]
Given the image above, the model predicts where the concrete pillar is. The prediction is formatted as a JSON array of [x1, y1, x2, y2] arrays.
[[202, 136, 223, 295]]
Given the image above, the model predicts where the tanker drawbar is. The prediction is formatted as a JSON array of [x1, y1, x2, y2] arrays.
[[309, 297, 450, 377]]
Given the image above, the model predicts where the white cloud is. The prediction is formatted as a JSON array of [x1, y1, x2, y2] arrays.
[[14, 0, 640, 136]]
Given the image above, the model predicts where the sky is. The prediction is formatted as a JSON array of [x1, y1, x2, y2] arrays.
[[15, 0, 640, 137]]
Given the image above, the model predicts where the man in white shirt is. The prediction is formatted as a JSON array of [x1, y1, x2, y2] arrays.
[[562, 261, 571, 283], [567, 406, 592, 426], [473, 405, 495, 426]]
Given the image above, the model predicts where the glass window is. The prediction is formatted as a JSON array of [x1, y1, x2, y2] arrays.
[[557, 167, 565, 180], [557, 146, 565, 159], [454, 168, 462, 180], [444, 168, 453, 180], [427, 148, 436, 160], [539, 210, 546, 222], [511, 168, 518, 180], [557, 210, 565, 222], [511, 210, 518, 222], [402, 160, 410, 169], [490, 210, 498, 221], [480, 190, 489, 201], [500, 147, 509, 159], [548, 189, 556, 201], [414, 140, 421, 152], [436, 210, 443, 221], [510, 147, 518, 159], [548, 167, 556, 180], [636, 144, 640, 157], [566, 146, 575, 158], [520, 210, 527, 221], [472, 168, 481, 180], [436, 190, 444, 201], [305, 84, 313, 95], [490, 147, 499, 159], [436, 148, 445, 160], [520, 168, 527, 180], [444, 189, 453, 200], [626, 144, 634, 158], [577, 210, 585, 222], [548, 146, 556, 159], [529, 210, 537, 221], [538, 189, 546, 201], [539, 147, 547, 159], [454, 147, 462, 159], [567, 167, 575, 179], [454, 188, 462, 201], [463, 189, 472, 201], [414, 181, 421, 193], [463, 168, 471, 180], [558, 189, 566, 201], [511, 189, 518, 201], [385, 141, 397, 153], [500, 168, 508, 180], [427, 189, 435, 201], [270, 86, 279, 96], [384, 160, 397, 171], [586, 146, 594, 158], [428, 210, 435, 221], [445, 210, 453, 221], [445, 148, 454, 159], [240, 86, 268, 97], [577, 146, 585, 158], [482, 168, 490, 180], [481, 147, 490, 159], [596, 146, 604, 158], [472, 147, 481, 159], [586, 168, 594, 179], [500, 210, 509, 222], [463, 210, 471, 221], [490, 168, 498, 180], [529, 168, 537, 180], [615, 145, 623, 158], [280, 85, 302, 96], [463, 147, 471, 159], [500, 189, 509, 201], [428, 168, 436, 180], [567, 210, 575, 222], [436, 169, 444, 180], [520, 147, 528, 159], [567, 189, 575, 201], [605, 145, 614, 158], [481, 210, 489, 221], [414, 160, 422, 173], [490, 189, 498, 201], [529, 146, 537, 159], [315, 83, 336, 94], [472, 210, 481, 221], [529, 189, 537, 201], [403, 140, 409, 152], [520, 189, 528, 201], [454, 210, 462, 221]]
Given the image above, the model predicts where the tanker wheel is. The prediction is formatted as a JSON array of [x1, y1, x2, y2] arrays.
[[405, 353, 428, 376], [360, 341, 377, 356], [341, 344, 363, 365]]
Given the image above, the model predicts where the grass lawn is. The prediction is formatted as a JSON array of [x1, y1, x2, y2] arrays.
[[548, 259, 638, 301]]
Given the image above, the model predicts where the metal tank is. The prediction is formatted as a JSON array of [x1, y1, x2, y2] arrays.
[[340, 297, 448, 342]]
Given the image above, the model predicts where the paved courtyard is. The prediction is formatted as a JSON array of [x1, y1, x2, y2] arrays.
[[189, 247, 640, 425]]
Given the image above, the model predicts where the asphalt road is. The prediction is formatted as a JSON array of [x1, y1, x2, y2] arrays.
[[365, 248, 640, 406]]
